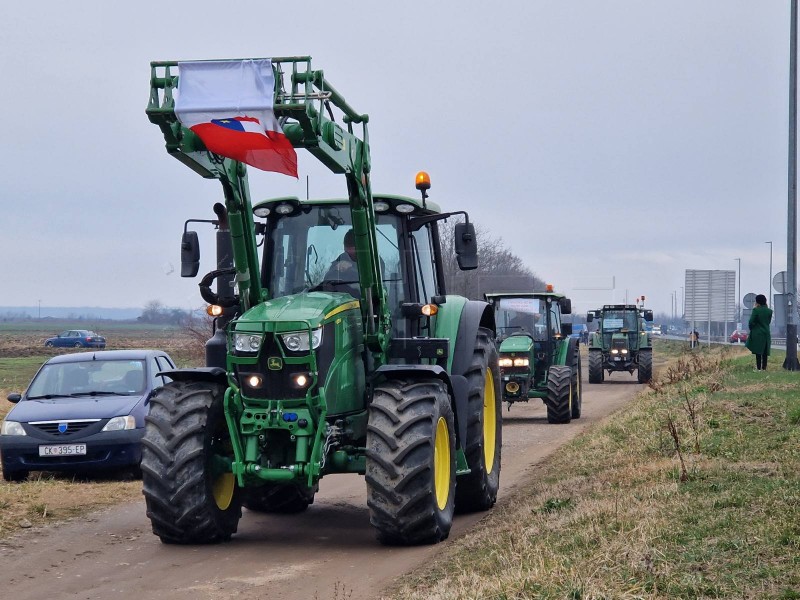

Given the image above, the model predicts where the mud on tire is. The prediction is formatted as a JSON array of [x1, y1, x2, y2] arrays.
[[546, 365, 573, 424], [638, 349, 653, 383], [454, 327, 502, 514], [141, 380, 242, 544], [366, 378, 456, 545], [588, 349, 604, 383]]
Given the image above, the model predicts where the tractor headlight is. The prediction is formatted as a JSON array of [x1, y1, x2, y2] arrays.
[[498, 357, 513, 368], [232, 332, 264, 353], [513, 358, 529, 367], [281, 328, 323, 352], [621, 348, 628, 354], [611, 349, 619, 355]]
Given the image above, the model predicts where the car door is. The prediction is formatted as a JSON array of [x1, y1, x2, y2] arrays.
[[55, 331, 71, 348]]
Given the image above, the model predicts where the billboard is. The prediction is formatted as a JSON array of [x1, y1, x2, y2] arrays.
[[685, 269, 736, 322]]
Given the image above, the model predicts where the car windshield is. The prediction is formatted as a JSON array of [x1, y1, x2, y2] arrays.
[[495, 297, 548, 341], [26, 360, 147, 399], [265, 205, 403, 297], [602, 310, 639, 332]]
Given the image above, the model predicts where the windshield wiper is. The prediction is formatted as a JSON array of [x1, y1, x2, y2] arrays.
[[27, 394, 59, 400], [69, 391, 120, 397]]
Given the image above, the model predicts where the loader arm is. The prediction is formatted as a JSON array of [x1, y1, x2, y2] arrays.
[[147, 56, 389, 359]]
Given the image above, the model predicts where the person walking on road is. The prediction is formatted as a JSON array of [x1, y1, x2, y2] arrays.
[[745, 294, 773, 371]]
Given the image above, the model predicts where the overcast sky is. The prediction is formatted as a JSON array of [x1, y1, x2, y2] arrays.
[[0, 1, 793, 317]]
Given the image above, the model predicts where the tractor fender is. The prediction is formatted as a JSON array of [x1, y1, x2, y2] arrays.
[[450, 300, 495, 376], [158, 367, 228, 385], [373, 364, 468, 451], [563, 336, 579, 366]]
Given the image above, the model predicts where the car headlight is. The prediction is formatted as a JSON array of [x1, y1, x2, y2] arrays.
[[102, 416, 136, 432], [232, 332, 264, 353], [513, 357, 529, 367], [281, 328, 322, 352], [498, 357, 513, 368], [1, 421, 26, 436]]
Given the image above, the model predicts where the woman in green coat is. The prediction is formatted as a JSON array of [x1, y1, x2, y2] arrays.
[[745, 294, 773, 370]]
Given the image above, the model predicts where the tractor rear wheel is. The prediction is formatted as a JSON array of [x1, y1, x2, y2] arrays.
[[141, 380, 242, 544], [638, 349, 653, 383], [588, 350, 604, 383], [454, 327, 502, 514], [366, 378, 456, 545], [546, 365, 573, 424], [571, 346, 583, 419], [243, 483, 316, 513]]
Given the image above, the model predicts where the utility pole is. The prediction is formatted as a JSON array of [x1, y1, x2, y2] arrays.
[[735, 258, 741, 323], [786, 0, 800, 370]]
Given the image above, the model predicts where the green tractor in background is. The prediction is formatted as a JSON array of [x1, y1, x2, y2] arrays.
[[586, 304, 653, 384], [485, 289, 581, 424], [141, 57, 501, 546]]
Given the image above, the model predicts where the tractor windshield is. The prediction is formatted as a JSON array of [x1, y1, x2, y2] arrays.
[[601, 310, 639, 332], [265, 205, 404, 302], [495, 297, 548, 341]]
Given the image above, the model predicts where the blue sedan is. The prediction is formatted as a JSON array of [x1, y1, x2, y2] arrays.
[[0, 350, 176, 481], [44, 329, 106, 349]]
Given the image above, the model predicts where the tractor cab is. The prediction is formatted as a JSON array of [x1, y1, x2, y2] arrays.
[[485, 290, 580, 423]]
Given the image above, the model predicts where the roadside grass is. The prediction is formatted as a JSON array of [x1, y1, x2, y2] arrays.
[[391, 344, 800, 599], [0, 327, 205, 538]]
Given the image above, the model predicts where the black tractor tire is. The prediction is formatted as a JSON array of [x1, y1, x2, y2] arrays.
[[366, 378, 456, 546], [141, 380, 242, 544], [588, 350, 604, 384], [571, 345, 583, 419], [454, 327, 502, 514], [546, 365, 573, 424], [638, 349, 653, 384], [243, 482, 317, 514], [2, 469, 29, 482]]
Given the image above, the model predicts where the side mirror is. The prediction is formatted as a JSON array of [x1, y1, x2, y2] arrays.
[[561, 323, 573, 336], [454, 222, 478, 270], [181, 231, 200, 278], [644, 310, 654, 322], [586, 312, 594, 323], [559, 298, 572, 315], [7, 393, 21, 403]]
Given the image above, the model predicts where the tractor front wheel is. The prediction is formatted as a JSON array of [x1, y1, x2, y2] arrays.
[[141, 380, 242, 544], [546, 365, 573, 424], [454, 327, 502, 514], [366, 378, 456, 545], [588, 350, 604, 383], [638, 349, 653, 383], [571, 345, 583, 419], [243, 482, 317, 514]]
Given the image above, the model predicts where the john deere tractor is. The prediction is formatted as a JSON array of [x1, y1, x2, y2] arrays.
[[586, 304, 653, 384], [484, 290, 581, 424], [141, 56, 501, 546]]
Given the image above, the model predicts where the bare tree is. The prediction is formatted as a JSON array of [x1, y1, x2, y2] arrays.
[[438, 219, 545, 299]]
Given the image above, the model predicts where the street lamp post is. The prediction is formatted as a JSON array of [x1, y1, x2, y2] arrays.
[[38, 299, 41, 320], [735, 258, 742, 323], [765, 242, 773, 309], [785, 0, 800, 370]]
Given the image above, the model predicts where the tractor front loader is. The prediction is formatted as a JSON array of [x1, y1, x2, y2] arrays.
[[485, 288, 581, 424], [141, 56, 501, 546], [586, 304, 653, 384]]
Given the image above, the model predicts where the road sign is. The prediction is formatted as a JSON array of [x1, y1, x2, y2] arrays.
[[743, 292, 757, 309], [773, 271, 788, 294]]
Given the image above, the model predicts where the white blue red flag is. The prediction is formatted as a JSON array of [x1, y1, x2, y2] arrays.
[[175, 59, 298, 177]]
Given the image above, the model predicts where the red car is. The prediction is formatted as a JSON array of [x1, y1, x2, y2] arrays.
[[730, 330, 748, 343]]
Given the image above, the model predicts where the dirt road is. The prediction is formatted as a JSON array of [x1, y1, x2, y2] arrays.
[[0, 370, 645, 600]]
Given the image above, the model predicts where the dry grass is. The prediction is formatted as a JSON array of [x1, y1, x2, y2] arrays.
[[389, 344, 800, 600]]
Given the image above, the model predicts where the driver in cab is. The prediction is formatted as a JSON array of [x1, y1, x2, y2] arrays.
[[319, 229, 359, 297]]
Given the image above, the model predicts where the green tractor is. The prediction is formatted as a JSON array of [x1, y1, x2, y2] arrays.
[[141, 56, 501, 546], [485, 290, 581, 424], [586, 304, 653, 384]]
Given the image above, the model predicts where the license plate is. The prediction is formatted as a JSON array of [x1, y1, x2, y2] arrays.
[[39, 444, 87, 457], [614, 357, 622, 361]]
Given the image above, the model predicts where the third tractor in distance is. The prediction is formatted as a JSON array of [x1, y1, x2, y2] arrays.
[[586, 304, 653, 384]]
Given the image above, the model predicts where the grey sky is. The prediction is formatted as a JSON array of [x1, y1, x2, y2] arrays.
[[0, 1, 791, 316]]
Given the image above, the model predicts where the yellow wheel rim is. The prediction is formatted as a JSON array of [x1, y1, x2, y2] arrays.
[[433, 416, 451, 511], [483, 369, 497, 473], [212, 473, 235, 510]]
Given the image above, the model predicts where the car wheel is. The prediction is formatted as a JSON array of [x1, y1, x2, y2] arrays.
[[45, 341, 54, 347], [73, 342, 83, 348]]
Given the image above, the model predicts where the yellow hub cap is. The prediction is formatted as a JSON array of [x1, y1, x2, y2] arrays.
[[433, 416, 451, 510], [483, 369, 497, 473], [212, 473, 235, 510]]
